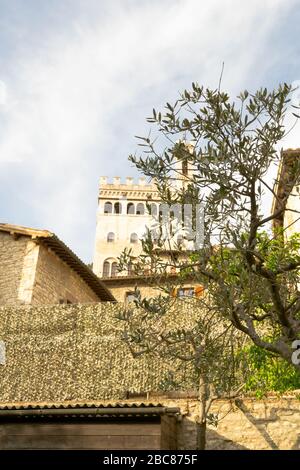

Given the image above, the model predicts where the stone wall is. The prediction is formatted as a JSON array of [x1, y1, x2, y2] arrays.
[[104, 281, 164, 303], [113, 396, 300, 450], [0, 232, 29, 305], [31, 245, 99, 304], [0, 232, 101, 305], [177, 396, 300, 450], [103, 278, 201, 303]]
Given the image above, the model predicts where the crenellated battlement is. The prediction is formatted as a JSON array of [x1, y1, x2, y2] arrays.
[[99, 176, 156, 188]]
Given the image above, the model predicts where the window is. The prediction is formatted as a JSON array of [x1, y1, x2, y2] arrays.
[[169, 211, 176, 235], [150, 203, 157, 217], [103, 261, 110, 277], [177, 287, 195, 298], [136, 203, 145, 215], [158, 204, 164, 221], [175, 286, 204, 298], [127, 202, 135, 214], [104, 201, 112, 214], [107, 232, 115, 243], [130, 233, 138, 244], [111, 262, 118, 277], [114, 202, 122, 214]]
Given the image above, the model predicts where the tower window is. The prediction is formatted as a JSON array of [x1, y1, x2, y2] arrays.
[[103, 261, 110, 277], [104, 201, 112, 214], [111, 262, 118, 277], [127, 203, 135, 214], [107, 232, 115, 243], [136, 203, 145, 215], [150, 203, 157, 217], [114, 202, 122, 214], [130, 233, 138, 244]]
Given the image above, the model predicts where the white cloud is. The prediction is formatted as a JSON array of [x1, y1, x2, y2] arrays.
[[280, 81, 300, 150], [0, 0, 297, 260]]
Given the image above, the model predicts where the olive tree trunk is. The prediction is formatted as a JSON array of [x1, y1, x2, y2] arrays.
[[196, 373, 207, 450]]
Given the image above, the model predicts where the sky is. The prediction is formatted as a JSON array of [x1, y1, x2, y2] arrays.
[[0, 0, 300, 262]]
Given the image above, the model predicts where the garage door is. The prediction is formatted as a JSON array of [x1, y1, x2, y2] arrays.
[[0, 421, 161, 450]]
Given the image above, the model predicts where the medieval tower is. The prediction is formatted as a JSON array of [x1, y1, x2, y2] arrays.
[[93, 142, 196, 280], [93, 176, 161, 278]]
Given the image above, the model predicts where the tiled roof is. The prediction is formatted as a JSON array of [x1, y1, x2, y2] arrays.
[[0, 402, 180, 418], [0, 402, 161, 409]]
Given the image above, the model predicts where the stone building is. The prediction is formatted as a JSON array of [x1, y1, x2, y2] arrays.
[[0, 223, 115, 305], [93, 144, 203, 302], [101, 272, 204, 303], [272, 148, 300, 237]]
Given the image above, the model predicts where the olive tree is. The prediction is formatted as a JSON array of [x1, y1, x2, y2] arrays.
[[124, 83, 300, 371]]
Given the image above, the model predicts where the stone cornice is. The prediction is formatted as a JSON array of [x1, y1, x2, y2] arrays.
[[99, 189, 160, 200]]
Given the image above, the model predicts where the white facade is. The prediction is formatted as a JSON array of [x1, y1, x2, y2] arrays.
[[93, 177, 161, 278], [273, 148, 300, 239], [285, 184, 300, 238]]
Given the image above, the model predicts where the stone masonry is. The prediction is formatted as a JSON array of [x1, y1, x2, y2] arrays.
[[0, 229, 109, 305]]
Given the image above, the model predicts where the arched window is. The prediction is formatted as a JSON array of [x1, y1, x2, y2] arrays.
[[159, 204, 164, 221], [104, 201, 112, 214], [107, 232, 115, 243], [111, 262, 118, 277], [103, 261, 110, 277], [130, 233, 138, 244], [136, 203, 145, 215], [150, 203, 157, 217], [127, 203, 135, 215], [114, 202, 122, 214]]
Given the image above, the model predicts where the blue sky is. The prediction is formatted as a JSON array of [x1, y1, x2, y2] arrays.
[[0, 0, 300, 262]]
